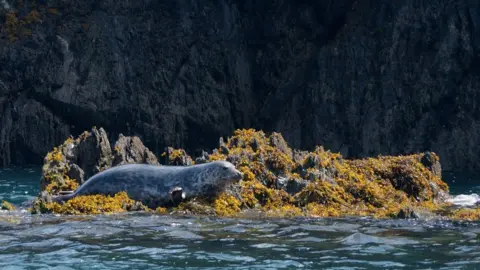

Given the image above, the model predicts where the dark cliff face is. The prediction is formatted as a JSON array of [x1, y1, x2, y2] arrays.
[[1, 0, 479, 171]]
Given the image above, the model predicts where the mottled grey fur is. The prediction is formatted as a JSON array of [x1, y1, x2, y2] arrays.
[[52, 161, 243, 208]]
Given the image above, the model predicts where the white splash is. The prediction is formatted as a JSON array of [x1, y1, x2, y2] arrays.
[[447, 194, 480, 207]]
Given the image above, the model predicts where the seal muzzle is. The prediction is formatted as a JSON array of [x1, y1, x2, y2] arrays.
[[232, 170, 243, 181]]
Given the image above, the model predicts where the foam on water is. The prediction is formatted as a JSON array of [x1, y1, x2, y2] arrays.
[[447, 194, 480, 207]]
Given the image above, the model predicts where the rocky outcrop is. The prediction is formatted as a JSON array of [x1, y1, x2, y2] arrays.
[[1, 1, 480, 171], [36, 127, 454, 219], [161, 147, 193, 166], [421, 151, 442, 179], [74, 127, 113, 179], [40, 127, 159, 193], [112, 134, 159, 166]]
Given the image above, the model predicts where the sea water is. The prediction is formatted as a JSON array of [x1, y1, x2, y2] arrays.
[[1, 167, 480, 269]]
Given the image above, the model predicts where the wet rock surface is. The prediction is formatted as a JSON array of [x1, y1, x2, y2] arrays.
[[1, 1, 480, 171]]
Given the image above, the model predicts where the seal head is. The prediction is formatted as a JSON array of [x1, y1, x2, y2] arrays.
[[210, 160, 244, 182], [194, 160, 243, 197]]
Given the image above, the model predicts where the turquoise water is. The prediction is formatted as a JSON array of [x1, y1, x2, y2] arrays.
[[1, 168, 480, 269], [0, 167, 40, 205]]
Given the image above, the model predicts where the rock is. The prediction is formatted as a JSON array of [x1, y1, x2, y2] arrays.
[[40, 127, 163, 195], [269, 132, 293, 158], [421, 152, 442, 178], [292, 150, 309, 166], [40, 159, 68, 191], [304, 154, 321, 170], [126, 201, 148, 212], [218, 137, 229, 155], [194, 150, 210, 164], [75, 127, 113, 179], [30, 191, 53, 214], [112, 134, 159, 166], [276, 176, 288, 190], [62, 137, 78, 162], [67, 164, 85, 185], [286, 178, 308, 195], [430, 182, 450, 202], [174, 200, 216, 216], [276, 175, 317, 195], [163, 147, 193, 166], [35, 128, 456, 220], [250, 138, 260, 152], [395, 208, 420, 219]]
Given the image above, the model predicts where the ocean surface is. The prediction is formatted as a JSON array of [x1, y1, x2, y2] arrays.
[[1, 167, 480, 269]]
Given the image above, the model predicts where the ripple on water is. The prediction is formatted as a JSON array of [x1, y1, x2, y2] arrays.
[[259, 259, 305, 268], [1, 205, 480, 269], [250, 243, 281, 249], [341, 232, 419, 245], [164, 230, 204, 240], [291, 236, 327, 243], [222, 224, 248, 233], [130, 247, 189, 255]]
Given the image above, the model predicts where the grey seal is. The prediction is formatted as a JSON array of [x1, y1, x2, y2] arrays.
[[51, 160, 243, 208]]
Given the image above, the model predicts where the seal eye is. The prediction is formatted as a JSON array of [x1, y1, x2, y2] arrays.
[[222, 167, 228, 170]]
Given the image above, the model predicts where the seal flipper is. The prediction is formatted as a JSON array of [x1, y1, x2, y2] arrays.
[[169, 186, 185, 206], [51, 193, 75, 204]]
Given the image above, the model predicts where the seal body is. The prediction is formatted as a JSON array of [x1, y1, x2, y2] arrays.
[[52, 161, 243, 208]]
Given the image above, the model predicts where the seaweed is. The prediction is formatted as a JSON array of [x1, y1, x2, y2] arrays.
[[1, 200, 15, 211], [34, 128, 454, 219]]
